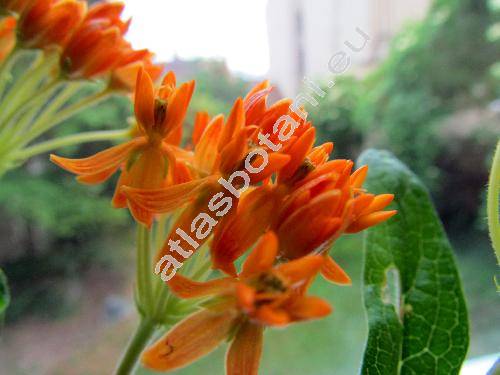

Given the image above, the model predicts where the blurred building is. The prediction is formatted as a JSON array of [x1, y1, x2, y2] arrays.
[[267, 0, 431, 95]]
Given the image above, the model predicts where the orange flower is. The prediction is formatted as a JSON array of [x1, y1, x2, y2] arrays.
[[19, 0, 87, 49], [0, 16, 16, 62], [51, 68, 195, 226], [60, 1, 162, 84], [142, 232, 331, 374], [271, 161, 396, 283]]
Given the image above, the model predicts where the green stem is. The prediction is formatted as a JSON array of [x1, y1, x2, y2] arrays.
[[0, 81, 64, 152], [20, 87, 110, 145], [114, 318, 156, 375], [487, 140, 500, 265], [136, 224, 153, 313], [0, 47, 26, 97], [0, 51, 58, 126], [12, 128, 130, 160]]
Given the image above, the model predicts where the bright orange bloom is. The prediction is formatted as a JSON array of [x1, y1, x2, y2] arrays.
[[123, 96, 292, 264], [142, 232, 331, 374], [51, 68, 194, 226], [125, 81, 395, 275], [60, 1, 162, 85], [18, 0, 87, 49], [0, 16, 16, 62]]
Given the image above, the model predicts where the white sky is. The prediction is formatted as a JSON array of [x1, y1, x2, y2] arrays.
[[122, 0, 270, 77]]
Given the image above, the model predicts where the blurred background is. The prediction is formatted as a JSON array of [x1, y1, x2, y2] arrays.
[[0, 0, 499, 373]]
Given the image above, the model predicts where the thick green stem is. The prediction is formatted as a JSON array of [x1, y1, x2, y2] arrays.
[[487, 140, 500, 265], [12, 128, 130, 160], [114, 318, 156, 375]]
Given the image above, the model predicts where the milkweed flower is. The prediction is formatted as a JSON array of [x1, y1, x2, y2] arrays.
[[50, 68, 195, 226], [18, 0, 87, 49], [122, 96, 292, 265], [60, 1, 162, 86], [142, 232, 331, 374]]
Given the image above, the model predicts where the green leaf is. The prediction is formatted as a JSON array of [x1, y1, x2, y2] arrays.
[[0, 268, 10, 320], [358, 150, 469, 375]]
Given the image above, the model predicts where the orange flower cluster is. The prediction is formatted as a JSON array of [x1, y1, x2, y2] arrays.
[[1, 0, 162, 90], [51, 68, 396, 374]]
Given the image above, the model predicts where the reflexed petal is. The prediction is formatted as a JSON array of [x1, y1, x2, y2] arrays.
[[50, 137, 144, 176], [168, 274, 235, 299], [226, 322, 264, 375], [241, 231, 279, 278], [142, 309, 237, 372], [128, 200, 154, 228], [122, 178, 212, 213], [76, 164, 119, 184], [321, 255, 351, 285], [112, 168, 132, 208]]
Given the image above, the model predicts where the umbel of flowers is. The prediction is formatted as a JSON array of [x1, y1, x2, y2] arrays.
[[51, 63, 396, 374], [0, 0, 161, 176]]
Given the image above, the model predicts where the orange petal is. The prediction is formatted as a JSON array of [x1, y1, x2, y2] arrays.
[[254, 305, 290, 326], [128, 200, 154, 228], [248, 153, 291, 185], [219, 98, 244, 151], [168, 274, 235, 299], [350, 165, 368, 188], [346, 210, 397, 233], [122, 178, 212, 214], [194, 114, 224, 174], [226, 322, 264, 375], [321, 255, 351, 285], [50, 137, 144, 176], [142, 309, 237, 372], [276, 255, 324, 285], [235, 282, 256, 313], [134, 68, 155, 129], [308, 142, 334, 166], [240, 231, 279, 278], [76, 164, 119, 184], [243, 80, 270, 103], [218, 128, 248, 174], [211, 187, 279, 275], [287, 296, 332, 321], [278, 127, 316, 182], [163, 80, 195, 135], [352, 193, 375, 216], [362, 194, 394, 214], [192, 111, 210, 145]]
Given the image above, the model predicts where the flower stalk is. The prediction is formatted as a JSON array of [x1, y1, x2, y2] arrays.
[[114, 318, 156, 375]]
